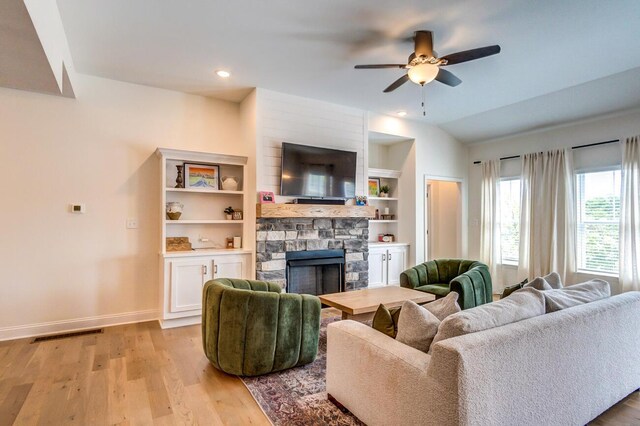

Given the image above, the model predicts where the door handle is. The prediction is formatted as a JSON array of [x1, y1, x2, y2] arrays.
[[214, 264, 218, 276], [203, 265, 207, 275], [382, 254, 386, 261], [388, 253, 392, 260]]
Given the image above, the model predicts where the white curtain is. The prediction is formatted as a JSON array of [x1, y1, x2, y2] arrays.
[[480, 160, 502, 291], [619, 135, 640, 292], [518, 149, 576, 284]]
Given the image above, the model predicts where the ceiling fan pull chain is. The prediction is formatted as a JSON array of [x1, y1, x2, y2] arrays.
[[422, 84, 426, 116]]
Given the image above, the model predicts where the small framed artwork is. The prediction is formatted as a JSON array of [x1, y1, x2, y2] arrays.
[[356, 195, 368, 206], [232, 210, 243, 220], [184, 163, 220, 190], [368, 178, 380, 197], [259, 191, 275, 203]]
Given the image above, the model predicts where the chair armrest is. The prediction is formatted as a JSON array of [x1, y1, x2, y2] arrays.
[[450, 266, 492, 310], [400, 268, 419, 289]]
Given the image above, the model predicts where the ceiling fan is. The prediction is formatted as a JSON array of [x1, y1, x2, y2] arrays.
[[355, 30, 501, 92]]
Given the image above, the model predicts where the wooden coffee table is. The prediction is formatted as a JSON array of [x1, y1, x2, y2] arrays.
[[319, 286, 436, 321]]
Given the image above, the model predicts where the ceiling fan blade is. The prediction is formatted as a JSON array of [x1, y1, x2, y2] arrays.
[[435, 68, 462, 87], [354, 64, 407, 69], [383, 74, 410, 93], [414, 30, 434, 57], [440, 45, 501, 65]]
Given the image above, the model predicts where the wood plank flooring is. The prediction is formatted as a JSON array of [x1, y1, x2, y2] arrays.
[[0, 319, 637, 425]]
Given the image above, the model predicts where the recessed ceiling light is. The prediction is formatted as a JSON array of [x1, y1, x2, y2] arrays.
[[216, 70, 231, 78], [397, 111, 407, 117]]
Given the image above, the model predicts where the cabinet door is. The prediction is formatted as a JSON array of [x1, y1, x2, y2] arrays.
[[213, 254, 248, 279], [368, 248, 388, 288], [170, 259, 211, 313], [386, 247, 408, 286]]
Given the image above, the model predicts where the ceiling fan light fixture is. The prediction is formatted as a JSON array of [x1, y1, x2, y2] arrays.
[[408, 63, 438, 85]]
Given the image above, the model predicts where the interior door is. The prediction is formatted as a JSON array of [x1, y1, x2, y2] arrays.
[[386, 247, 407, 286], [170, 258, 211, 312], [367, 248, 387, 287]]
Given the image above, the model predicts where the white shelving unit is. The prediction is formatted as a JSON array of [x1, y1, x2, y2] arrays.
[[156, 148, 253, 328], [367, 168, 408, 287]]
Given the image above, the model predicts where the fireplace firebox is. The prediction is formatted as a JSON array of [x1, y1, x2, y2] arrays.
[[285, 249, 345, 295]]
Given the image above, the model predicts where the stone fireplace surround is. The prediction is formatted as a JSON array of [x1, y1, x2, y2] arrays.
[[255, 217, 369, 291]]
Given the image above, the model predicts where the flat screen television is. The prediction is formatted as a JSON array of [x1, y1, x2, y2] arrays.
[[280, 142, 357, 198]]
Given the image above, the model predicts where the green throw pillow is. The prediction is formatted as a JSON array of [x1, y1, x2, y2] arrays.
[[372, 304, 402, 338], [501, 278, 528, 299]]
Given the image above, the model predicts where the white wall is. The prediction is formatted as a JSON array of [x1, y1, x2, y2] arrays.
[[369, 114, 468, 265], [254, 89, 367, 200], [0, 74, 247, 339], [468, 108, 640, 292]]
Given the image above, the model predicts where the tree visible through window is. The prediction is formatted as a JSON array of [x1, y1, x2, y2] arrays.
[[576, 170, 621, 274], [499, 179, 520, 264]]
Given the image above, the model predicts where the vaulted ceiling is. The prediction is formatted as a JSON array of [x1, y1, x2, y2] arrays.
[[56, 0, 640, 142]]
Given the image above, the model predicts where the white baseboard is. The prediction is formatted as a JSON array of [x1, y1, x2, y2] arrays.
[[159, 315, 201, 329], [0, 309, 159, 342]]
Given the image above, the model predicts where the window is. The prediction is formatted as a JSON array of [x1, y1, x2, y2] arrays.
[[576, 169, 621, 274], [500, 179, 521, 264]]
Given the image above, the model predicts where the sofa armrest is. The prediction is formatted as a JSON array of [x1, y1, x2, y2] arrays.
[[326, 320, 433, 426], [400, 268, 419, 289], [450, 265, 492, 309]]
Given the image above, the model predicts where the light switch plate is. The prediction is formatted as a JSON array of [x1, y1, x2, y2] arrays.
[[70, 203, 86, 214], [126, 218, 138, 229]]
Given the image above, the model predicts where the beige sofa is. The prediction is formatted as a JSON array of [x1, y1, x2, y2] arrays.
[[326, 292, 640, 426]]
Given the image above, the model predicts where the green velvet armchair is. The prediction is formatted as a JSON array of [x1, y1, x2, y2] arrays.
[[202, 278, 321, 376], [400, 259, 492, 310]]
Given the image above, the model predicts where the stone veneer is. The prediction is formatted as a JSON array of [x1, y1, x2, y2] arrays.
[[256, 217, 369, 291]]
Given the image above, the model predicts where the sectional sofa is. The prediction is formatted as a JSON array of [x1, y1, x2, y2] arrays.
[[326, 290, 640, 425]]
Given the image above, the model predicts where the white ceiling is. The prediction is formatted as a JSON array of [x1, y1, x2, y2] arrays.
[[56, 0, 640, 143]]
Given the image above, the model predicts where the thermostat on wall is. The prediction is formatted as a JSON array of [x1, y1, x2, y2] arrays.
[[69, 203, 86, 214]]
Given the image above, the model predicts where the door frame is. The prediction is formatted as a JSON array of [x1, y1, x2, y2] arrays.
[[423, 174, 464, 263]]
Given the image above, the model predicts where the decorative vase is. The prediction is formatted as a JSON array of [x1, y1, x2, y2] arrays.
[[175, 165, 184, 188], [221, 176, 239, 191], [166, 202, 183, 220]]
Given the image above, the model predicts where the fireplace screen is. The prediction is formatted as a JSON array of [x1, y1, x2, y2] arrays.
[[285, 249, 345, 295]]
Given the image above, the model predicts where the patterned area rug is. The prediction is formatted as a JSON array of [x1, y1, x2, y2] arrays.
[[242, 316, 365, 425]]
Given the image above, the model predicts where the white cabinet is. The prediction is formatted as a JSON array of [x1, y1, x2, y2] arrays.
[[368, 244, 409, 287], [170, 258, 212, 313], [161, 251, 252, 328]]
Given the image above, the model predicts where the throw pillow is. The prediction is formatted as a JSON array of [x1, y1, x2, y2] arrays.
[[501, 278, 528, 299], [395, 300, 440, 353], [423, 291, 461, 321], [523, 272, 563, 290], [542, 279, 611, 313], [371, 304, 402, 338], [430, 287, 545, 351]]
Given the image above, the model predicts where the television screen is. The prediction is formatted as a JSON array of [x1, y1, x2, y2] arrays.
[[280, 142, 357, 198]]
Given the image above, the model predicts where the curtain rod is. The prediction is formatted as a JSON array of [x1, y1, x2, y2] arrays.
[[472, 139, 620, 165]]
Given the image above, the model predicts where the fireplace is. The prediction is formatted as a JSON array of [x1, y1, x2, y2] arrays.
[[286, 249, 345, 295]]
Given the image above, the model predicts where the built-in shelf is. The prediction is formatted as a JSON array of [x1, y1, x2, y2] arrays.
[[368, 197, 399, 201], [165, 220, 244, 225], [368, 168, 402, 179], [370, 220, 398, 223], [165, 188, 243, 195], [163, 248, 253, 258]]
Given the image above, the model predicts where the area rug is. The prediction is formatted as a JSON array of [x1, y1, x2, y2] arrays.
[[242, 316, 365, 425]]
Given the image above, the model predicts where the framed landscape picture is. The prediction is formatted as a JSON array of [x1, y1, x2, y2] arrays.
[[184, 163, 220, 190], [368, 178, 380, 197]]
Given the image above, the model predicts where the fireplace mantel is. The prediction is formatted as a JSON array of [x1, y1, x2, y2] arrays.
[[256, 203, 376, 218]]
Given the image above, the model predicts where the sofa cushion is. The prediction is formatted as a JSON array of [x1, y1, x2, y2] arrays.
[[501, 278, 528, 299], [542, 279, 610, 313], [430, 287, 545, 350], [416, 283, 450, 297], [372, 304, 402, 338], [396, 300, 440, 353]]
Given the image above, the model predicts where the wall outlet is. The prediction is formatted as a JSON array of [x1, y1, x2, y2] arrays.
[[126, 218, 139, 229]]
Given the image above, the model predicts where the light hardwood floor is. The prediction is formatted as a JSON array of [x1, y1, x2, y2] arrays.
[[0, 319, 637, 425]]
